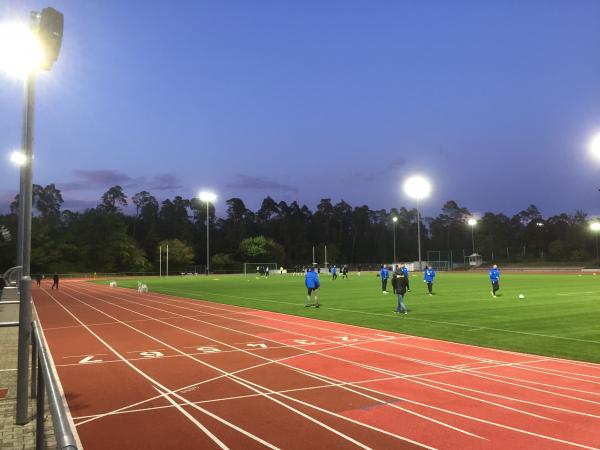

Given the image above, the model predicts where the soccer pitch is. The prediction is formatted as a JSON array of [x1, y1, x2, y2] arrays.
[[103, 272, 600, 363]]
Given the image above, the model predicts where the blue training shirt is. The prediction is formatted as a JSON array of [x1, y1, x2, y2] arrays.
[[424, 269, 436, 283], [489, 268, 500, 282], [305, 271, 320, 289]]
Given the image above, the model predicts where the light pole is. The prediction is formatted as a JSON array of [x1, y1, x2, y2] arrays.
[[0, 7, 64, 425], [590, 222, 600, 263], [392, 216, 398, 263], [467, 218, 477, 254], [198, 191, 217, 275], [403, 175, 431, 271]]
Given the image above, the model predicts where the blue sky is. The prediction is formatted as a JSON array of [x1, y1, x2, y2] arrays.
[[1, 0, 600, 217]]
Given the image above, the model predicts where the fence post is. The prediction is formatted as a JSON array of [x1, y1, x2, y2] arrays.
[[30, 322, 37, 399], [35, 360, 45, 450]]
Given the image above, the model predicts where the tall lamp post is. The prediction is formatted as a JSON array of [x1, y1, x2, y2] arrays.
[[0, 8, 64, 425], [198, 191, 217, 275], [590, 222, 600, 264], [392, 216, 398, 263], [467, 218, 477, 254], [403, 175, 431, 271]]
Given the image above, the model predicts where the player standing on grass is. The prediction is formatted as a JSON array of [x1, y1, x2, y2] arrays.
[[392, 268, 408, 314], [402, 264, 411, 291], [380, 264, 389, 294], [305, 267, 320, 308], [423, 265, 436, 296], [342, 265, 348, 279], [489, 264, 500, 297], [331, 265, 337, 280]]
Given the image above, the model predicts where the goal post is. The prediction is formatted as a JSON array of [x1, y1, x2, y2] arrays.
[[243, 262, 279, 276]]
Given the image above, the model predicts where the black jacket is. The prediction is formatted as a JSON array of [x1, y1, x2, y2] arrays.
[[391, 272, 407, 295]]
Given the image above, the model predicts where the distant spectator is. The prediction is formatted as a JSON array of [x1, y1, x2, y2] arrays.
[[35, 274, 42, 287], [52, 273, 59, 290]]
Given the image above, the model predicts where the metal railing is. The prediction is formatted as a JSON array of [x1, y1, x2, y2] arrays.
[[31, 320, 78, 450]]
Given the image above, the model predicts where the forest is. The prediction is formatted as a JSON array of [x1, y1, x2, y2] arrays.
[[0, 184, 596, 274]]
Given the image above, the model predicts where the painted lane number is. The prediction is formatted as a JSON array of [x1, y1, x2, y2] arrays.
[[78, 356, 103, 364], [247, 343, 268, 349], [293, 339, 316, 345], [196, 346, 221, 354], [140, 351, 164, 358]]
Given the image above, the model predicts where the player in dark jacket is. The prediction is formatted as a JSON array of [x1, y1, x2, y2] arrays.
[[51, 273, 59, 290], [391, 269, 408, 314]]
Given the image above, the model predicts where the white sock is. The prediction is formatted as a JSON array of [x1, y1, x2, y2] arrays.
[[306, 296, 311, 304], [314, 295, 319, 305]]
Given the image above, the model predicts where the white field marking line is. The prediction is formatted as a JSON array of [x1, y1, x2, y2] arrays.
[[144, 285, 600, 345], [33, 302, 85, 449], [0, 368, 17, 372], [70, 286, 481, 443], [80, 283, 600, 408], [154, 386, 282, 450], [77, 290, 563, 439], [41, 291, 286, 450], [125, 349, 166, 354], [100, 289, 588, 420], [486, 363, 600, 386], [508, 363, 600, 381], [557, 292, 596, 296], [55, 289, 407, 450], [152, 386, 230, 450]]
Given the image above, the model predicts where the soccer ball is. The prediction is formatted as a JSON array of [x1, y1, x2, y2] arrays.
[[518, 294, 525, 299]]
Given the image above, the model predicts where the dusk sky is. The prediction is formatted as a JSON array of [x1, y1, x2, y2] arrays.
[[2, 0, 600, 218]]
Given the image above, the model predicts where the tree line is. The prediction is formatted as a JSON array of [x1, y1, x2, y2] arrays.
[[0, 184, 596, 274]]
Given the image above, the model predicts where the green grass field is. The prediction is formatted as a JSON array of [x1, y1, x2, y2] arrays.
[[94, 272, 600, 363]]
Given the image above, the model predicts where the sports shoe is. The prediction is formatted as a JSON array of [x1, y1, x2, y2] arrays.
[[315, 304, 320, 308], [305, 304, 311, 307], [404, 311, 408, 315]]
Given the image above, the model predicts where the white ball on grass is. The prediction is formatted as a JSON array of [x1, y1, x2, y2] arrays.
[[518, 294, 525, 299]]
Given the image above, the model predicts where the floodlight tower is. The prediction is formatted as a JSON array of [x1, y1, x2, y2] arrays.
[[198, 191, 217, 275], [403, 175, 431, 271], [392, 216, 398, 263], [590, 222, 600, 263], [0, 7, 64, 425], [467, 218, 477, 254]]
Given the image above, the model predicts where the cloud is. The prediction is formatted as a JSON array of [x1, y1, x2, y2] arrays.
[[348, 158, 407, 183], [226, 174, 298, 193], [59, 170, 182, 193], [60, 169, 137, 191], [147, 173, 183, 191]]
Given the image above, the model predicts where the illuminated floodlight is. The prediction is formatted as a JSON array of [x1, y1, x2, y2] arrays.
[[403, 175, 431, 200], [467, 218, 477, 227], [590, 132, 600, 160], [198, 191, 217, 203], [392, 216, 398, 223], [10, 150, 27, 166], [0, 22, 44, 78], [590, 222, 600, 232], [536, 222, 544, 227]]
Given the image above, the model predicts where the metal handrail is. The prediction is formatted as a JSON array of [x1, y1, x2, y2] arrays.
[[31, 320, 78, 450]]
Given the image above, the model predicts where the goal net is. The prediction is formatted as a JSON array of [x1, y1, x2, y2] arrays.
[[243, 262, 279, 276]]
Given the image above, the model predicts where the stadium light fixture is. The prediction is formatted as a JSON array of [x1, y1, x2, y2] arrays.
[[198, 191, 217, 275], [590, 132, 600, 160], [10, 150, 27, 166], [392, 216, 398, 263], [403, 175, 431, 270], [591, 222, 600, 263], [467, 218, 477, 254], [536, 222, 544, 227], [3, 7, 64, 426]]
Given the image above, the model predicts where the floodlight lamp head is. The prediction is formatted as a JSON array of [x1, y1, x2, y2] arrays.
[[590, 222, 600, 232], [403, 175, 431, 200], [392, 216, 398, 223], [38, 7, 64, 71], [10, 150, 27, 166], [467, 218, 477, 226], [0, 22, 44, 78], [198, 191, 217, 203], [536, 222, 544, 227]]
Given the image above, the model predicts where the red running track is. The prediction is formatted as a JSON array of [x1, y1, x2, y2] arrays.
[[33, 281, 600, 450]]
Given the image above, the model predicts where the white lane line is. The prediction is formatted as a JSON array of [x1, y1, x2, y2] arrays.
[[83, 286, 596, 450], [52, 288, 391, 450], [75, 283, 600, 449], [41, 290, 285, 450], [100, 286, 595, 419], [153, 386, 230, 450], [154, 386, 282, 450]]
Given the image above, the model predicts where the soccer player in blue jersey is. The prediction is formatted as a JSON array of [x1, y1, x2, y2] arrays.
[[401, 264, 411, 292], [380, 264, 389, 294], [424, 265, 436, 296], [489, 264, 500, 297], [305, 267, 321, 307]]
